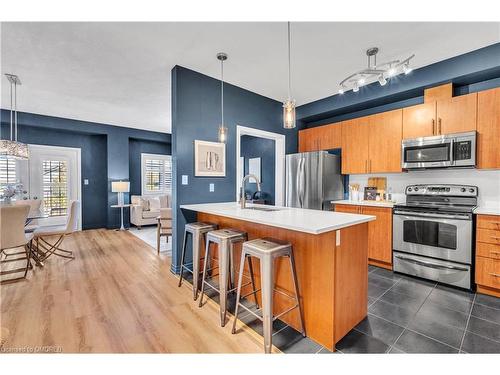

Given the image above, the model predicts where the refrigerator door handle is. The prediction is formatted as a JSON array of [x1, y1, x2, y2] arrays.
[[299, 157, 305, 208], [296, 157, 303, 208]]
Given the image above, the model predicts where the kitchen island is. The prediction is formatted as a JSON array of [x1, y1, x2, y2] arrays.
[[180, 202, 375, 351]]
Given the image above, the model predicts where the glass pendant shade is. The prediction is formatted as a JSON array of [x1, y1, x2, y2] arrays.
[[218, 125, 228, 143], [0, 140, 29, 160], [283, 99, 296, 129]]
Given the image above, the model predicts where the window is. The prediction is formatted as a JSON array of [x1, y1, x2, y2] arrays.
[[141, 153, 172, 195], [0, 158, 17, 192], [42, 160, 68, 217]]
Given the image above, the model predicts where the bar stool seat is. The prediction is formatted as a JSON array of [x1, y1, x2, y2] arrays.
[[198, 228, 258, 327], [178, 221, 218, 300], [232, 237, 305, 354]]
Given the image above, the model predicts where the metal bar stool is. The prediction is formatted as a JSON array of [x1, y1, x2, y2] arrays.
[[232, 237, 305, 354], [198, 228, 258, 327], [178, 221, 217, 300]]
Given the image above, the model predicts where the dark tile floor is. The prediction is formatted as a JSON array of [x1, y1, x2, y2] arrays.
[[188, 265, 500, 353]]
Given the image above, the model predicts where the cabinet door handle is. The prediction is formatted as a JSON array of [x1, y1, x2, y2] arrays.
[[490, 251, 500, 256], [489, 273, 500, 278], [438, 118, 442, 134], [365, 160, 368, 173], [432, 119, 436, 135], [491, 236, 500, 240]]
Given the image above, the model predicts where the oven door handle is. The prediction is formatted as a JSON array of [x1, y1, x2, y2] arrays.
[[393, 210, 470, 220], [394, 255, 469, 271]]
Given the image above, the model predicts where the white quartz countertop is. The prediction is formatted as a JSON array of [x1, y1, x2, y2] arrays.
[[331, 200, 397, 208], [474, 205, 500, 216], [180, 202, 375, 235]]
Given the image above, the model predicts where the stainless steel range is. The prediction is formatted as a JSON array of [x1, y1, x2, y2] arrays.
[[393, 184, 478, 289]]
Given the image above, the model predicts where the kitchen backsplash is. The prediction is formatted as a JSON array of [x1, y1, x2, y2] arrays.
[[348, 169, 500, 209]]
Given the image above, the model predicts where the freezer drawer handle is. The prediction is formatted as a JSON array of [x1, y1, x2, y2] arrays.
[[394, 254, 469, 271]]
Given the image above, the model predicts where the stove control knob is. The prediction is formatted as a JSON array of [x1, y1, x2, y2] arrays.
[[460, 187, 466, 193], [408, 187, 413, 192], [414, 187, 419, 191], [469, 188, 475, 193]]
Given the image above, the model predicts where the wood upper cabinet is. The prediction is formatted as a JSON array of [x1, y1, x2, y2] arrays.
[[341, 117, 370, 174], [298, 123, 342, 153], [298, 128, 319, 152], [368, 109, 403, 173], [321, 123, 342, 150], [361, 206, 393, 266], [402, 102, 436, 139], [477, 87, 500, 169], [436, 92, 477, 134]]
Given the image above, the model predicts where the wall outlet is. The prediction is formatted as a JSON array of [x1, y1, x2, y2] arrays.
[[84, 179, 89, 185], [209, 183, 215, 192], [182, 175, 188, 185]]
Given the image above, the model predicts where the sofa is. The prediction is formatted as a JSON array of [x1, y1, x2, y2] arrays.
[[130, 194, 171, 229]]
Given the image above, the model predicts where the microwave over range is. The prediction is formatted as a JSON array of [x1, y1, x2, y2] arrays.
[[401, 131, 476, 170]]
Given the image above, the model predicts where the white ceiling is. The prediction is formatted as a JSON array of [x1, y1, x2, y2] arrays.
[[1, 22, 499, 133]]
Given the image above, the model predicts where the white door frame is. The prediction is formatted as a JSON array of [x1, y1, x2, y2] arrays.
[[28, 144, 82, 230], [236, 125, 286, 206]]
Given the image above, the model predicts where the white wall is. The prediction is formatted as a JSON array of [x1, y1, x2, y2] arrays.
[[349, 169, 500, 209]]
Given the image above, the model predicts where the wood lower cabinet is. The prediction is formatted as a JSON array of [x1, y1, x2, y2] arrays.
[[341, 117, 370, 174], [334, 204, 393, 269], [436, 93, 477, 134], [402, 102, 437, 139], [477, 87, 500, 169], [368, 110, 403, 173], [476, 214, 500, 298]]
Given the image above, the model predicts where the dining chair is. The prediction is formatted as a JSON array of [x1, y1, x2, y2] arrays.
[[156, 207, 172, 255], [15, 199, 43, 232], [0, 205, 33, 283], [33, 200, 79, 261]]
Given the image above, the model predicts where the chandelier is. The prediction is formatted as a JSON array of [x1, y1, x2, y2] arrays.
[[0, 74, 29, 160], [338, 47, 415, 94]]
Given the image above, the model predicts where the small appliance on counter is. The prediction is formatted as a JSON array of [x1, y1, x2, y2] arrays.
[[285, 151, 344, 210], [393, 184, 478, 290], [401, 131, 476, 170]]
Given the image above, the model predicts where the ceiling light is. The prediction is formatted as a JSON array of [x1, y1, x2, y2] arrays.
[[283, 22, 296, 129], [338, 48, 415, 93], [216, 53, 228, 143], [0, 74, 29, 160], [387, 67, 397, 77]]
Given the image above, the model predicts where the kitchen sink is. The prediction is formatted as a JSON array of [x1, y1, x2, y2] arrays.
[[244, 206, 282, 212]]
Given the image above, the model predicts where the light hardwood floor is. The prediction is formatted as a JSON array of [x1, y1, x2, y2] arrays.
[[0, 229, 274, 353]]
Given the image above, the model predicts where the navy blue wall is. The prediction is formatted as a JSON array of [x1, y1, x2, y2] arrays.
[[171, 66, 296, 273], [128, 138, 171, 196], [241, 135, 275, 205], [298, 43, 500, 128], [1, 110, 171, 229]]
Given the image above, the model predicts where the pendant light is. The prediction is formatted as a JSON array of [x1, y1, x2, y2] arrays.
[[0, 74, 29, 160], [217, 52, 228, 143], [283, 22, 296, 129]]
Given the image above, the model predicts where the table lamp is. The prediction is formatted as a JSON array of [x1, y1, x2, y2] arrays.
[[112, 181, 130, 206]]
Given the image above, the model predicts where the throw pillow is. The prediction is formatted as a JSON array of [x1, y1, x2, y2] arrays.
[[149, 197, 161, 211]]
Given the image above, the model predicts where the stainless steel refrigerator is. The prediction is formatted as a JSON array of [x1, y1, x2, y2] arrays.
[[285, 151, 344, 210]]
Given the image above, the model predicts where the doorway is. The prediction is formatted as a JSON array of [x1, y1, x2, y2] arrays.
[[235, 125, 286, 206], [27, 144, 82, 229]]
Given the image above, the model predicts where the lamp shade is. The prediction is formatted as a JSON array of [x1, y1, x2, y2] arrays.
[[111, 181, 130, 193]]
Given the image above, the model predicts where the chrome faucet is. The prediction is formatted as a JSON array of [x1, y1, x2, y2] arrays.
[[240, 174, 261, 209]]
